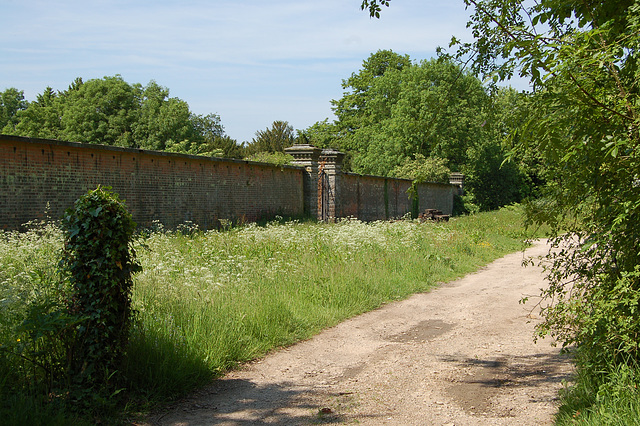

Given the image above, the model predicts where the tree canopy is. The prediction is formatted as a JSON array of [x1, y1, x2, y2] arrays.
[[1, 76, 233, 156], [331, 52, 491, 174], [0, 88, 27, 131], [460, 0, 639, 370], [244, 120, 296, 155]]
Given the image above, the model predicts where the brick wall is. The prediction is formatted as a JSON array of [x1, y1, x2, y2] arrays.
[[339, 173, 453, 221], [0, 135, 304, 230], [1, 136, 457, 230], [415, 182, 454, 216]]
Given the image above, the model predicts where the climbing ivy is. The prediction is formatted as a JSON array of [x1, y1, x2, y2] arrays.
[[60, 186, 141, 394]]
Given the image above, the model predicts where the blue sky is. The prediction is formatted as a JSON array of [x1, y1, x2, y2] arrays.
[[2, 0, 491, 143]]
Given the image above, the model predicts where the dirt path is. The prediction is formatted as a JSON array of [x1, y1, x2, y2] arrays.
[[147, 240, 573, 425]]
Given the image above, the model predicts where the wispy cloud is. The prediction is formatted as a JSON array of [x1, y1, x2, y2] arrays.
[[1, 0, 477, 142]]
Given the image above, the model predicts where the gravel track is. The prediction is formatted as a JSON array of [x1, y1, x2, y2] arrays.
[[147, 240, 573, 425]]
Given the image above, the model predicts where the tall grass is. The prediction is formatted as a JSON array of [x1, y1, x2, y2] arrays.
[[556, 360, 640, 425], [1, 207, 534, 422], [0, 220, 90, 425], [124, 207, 532, 403]]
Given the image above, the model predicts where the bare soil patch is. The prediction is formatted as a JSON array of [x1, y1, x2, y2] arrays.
[[146, 240, 573, 425]]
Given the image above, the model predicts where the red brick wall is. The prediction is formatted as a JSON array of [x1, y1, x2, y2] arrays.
[[340, 174, 408, 220], [0, 135, 304, 230], [415, 182, 454, 216], [340, 173, 453, 220]]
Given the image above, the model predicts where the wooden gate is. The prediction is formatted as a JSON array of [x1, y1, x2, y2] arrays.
[[317, 164, 334, 222]]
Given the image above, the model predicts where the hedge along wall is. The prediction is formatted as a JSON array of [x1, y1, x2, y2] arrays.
[[0, 135, 304, 230], [338, 173, 454, 221]]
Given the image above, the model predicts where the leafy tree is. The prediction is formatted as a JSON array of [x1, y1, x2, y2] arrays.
[[455, 86, 546, 211], [0, 88, 28, 132], [332, 55, 492, 177], [10, 87, 63, 139], [132, 80, 195, 150], [463, 140, 522, 211], [179, 113, 243, 158], [302, 118, 340, 150], [312, 47, 533, 209], [8, 76, 139, 146], [488, 87, 547, 199], [3, 76, 239, 158], [244, 120, 296, 155], [190, 112, 225, 144], [332, 49, 411, 142], [389, 154, 450, 184], [382, 0, 640, 381], [301, 119, 361, 171], [58, 76, 140, 147]]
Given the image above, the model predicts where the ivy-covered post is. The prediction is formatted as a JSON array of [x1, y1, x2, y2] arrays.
[[60, 186, 141, 393]]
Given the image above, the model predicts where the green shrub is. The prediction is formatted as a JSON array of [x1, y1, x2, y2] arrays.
[[389, 154, 451, 184], [244, 151, 294, 166]]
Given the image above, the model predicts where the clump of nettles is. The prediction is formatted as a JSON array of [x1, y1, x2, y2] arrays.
[[60, 186, 141, 398]]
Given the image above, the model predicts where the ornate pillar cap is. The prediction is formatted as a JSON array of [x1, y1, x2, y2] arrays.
[[320, 148, 345, 159], [319, 148, 345, 169], [449, 172, 465, 186], [284, 144, 322, 162]]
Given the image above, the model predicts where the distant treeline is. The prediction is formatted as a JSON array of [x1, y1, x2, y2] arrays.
[[0, 76, 247, 158]]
